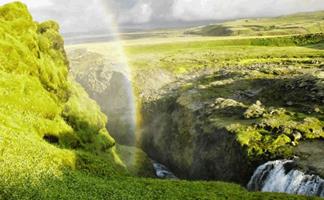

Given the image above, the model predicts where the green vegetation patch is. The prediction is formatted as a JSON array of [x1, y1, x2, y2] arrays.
[[228, 108, 324, 159]]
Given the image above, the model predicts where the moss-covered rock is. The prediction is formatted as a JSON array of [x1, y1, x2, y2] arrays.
[[243, 101, 266, 119]]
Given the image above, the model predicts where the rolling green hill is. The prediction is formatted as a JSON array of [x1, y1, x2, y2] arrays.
[[186, 10, 324, 36]]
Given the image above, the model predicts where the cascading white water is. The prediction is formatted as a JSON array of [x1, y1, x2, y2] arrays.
[[248, 160, 324, 197], [152, 161, 178, 179]]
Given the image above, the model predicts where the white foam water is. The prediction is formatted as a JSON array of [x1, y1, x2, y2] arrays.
[[248, 160, 324, 197], [152, 161, 178, 179]]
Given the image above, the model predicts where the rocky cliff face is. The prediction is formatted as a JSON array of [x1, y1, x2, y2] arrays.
[[294, 140, 324, 178], [67, 49, 136, 145], [135, 70, 253, 184], [140, 92, 252, 183], [138, 64, 324, 184]]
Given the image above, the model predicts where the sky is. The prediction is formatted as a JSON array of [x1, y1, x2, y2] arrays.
[[2, 0, 324, 34]]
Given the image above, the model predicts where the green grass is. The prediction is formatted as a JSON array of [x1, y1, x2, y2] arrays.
[[124, 37, 324, 75]]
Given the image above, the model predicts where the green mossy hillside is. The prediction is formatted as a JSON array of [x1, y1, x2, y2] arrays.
[[0, 2, 129, 194], [0, 1, 116, 154]]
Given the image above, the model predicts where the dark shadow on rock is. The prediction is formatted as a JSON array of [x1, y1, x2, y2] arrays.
[[68, 49, 136, 146], [103, 72, 136, 146], [74, 68, 135, 145]]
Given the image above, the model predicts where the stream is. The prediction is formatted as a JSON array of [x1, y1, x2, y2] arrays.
[[152, 161, 178, 179]]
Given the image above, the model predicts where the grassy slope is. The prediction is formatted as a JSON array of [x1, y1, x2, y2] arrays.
[[186, 10, 324, 36]]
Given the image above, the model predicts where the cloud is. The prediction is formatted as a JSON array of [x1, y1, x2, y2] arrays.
[[1, 0, 324, 33], [111, 0, 324, 24], [2, 0, 114, 33], [171, 0, 324, 21], [15, 0, 53, 8], [117, 0, 153, 24]]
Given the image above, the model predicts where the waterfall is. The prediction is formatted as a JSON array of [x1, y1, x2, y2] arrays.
[[152, 161, 178, 179], [248, 160, 324, 197]]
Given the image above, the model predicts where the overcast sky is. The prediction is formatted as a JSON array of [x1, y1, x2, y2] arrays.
[[2, 0, 324, 34]]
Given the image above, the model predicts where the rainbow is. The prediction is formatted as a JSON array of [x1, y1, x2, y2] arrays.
[[66, 0, 141, 150]]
